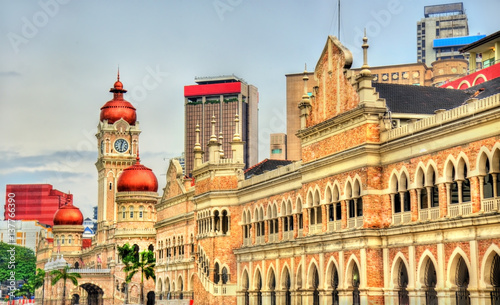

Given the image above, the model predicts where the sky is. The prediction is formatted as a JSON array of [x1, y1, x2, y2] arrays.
[[1, 0, 499, 219]]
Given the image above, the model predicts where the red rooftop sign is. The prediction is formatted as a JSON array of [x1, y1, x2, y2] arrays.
[[184, 82, 241, 97]]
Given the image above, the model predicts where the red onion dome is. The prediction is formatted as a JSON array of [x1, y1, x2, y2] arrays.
[[100, 75, 137, 125], [53, 202, 84, 226], [117, 157, 158, 192]]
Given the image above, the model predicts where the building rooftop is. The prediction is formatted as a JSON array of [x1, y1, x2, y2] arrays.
[[424, 2, 464, 17], [375, 75, 500, 114], [433, 35, 486, 48], [460, 30, 500, 53], [194, 74, 246, 84], [244, 159, 293, 179]]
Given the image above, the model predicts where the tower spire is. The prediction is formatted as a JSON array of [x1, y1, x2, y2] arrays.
[[360, 29, 372, 76], [233, 114, 241, 142]]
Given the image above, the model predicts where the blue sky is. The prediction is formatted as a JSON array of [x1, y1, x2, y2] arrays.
[[1, 0, 499, 218]]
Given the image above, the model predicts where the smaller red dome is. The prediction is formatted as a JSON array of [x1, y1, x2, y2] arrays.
[[53, 203, 84, 226], [117, 158, 158, 192], [100, 75, 137, 125]]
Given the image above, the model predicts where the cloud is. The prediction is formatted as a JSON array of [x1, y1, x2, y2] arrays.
[[0, 71, 21, 77]]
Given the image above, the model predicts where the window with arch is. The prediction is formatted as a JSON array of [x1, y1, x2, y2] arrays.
[[121, 206, 126, 219], [243, 210, 252, 244], [214, 262, 220, 284], [129, 206, 134, 219], [269, 269, 276, 305], [255, 270, 263, 305], [61, 235, 65, 245], [346, 180, 363, 228], [282, 200, 294, 240], [221, 267, 229, 284], [352, 264, 360, 305], [296, 198, 304, 232], [255, 207, 265, 244], [283, 268, 291, 305], [424, 258, 438, 305], [311, 266, 320, 305], [397, 261, 409, 305], [483, 158, 500, 199], [327, 185, 342, 231], [490, 253, 500, 304], [419, 168, 439, 209], [455, 256, 470, 305], [331, 265, 339, 305], [391, 172, 411, 224], [221, 210, 230, 234], [267, 203, 278, 241], [139, 206, 144, 218], [68, 235, 72, 245], [308, 189, 322, 234]]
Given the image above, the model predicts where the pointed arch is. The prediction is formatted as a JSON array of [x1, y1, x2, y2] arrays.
[[345, 254, 362, 288], [325, 257, 341, 289], [416, 250, 438, 289], [447, 247, 474, 287], [306, 259, 321, 289], [389, 171, 399, 194], [477, 148, 492, 175], [390, 252, 411, 289], [480, 244, 500, 287]]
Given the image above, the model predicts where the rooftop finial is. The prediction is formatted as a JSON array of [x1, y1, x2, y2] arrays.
[[117, 66, 120, 81], [360, 28, 371, 76], [233, 113, 241, 141], [210, 114, 217, 142]]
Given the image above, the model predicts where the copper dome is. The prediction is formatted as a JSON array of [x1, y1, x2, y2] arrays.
[[53, 202, 84, 226], [100, 75, 137, 125], [117, 157, 158, 192]]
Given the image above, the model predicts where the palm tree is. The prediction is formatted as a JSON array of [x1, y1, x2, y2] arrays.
[[117, 243, 135, 304], [50, 265, 81, 305], [125, 249, 156, 305]]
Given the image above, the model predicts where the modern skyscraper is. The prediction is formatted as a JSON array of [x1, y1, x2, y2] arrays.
[[4, 184, 72, 227], [184, 75, 258, 175], [269, 133, 287, 160], [417, 3, 469, 64]]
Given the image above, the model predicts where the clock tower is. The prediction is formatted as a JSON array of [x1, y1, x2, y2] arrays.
[[95, 73, 140, 243]]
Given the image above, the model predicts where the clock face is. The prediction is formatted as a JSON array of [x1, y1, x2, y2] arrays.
[[114, 139, 129, 153]]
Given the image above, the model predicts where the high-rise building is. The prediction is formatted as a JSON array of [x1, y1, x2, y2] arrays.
[[0, 220, 51, 251], [285, 71, 315, 161], [4, 184, 72, 227], [184, 75, 258, 175], [269, 133, 287, 160], [417, 2, 469, 64]]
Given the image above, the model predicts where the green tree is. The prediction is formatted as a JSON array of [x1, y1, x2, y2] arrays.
[[117, 243, 135, 305], [16, 268, 46, 299], [33, 268, 46, 305], [0, 242, 36, 282], [50, 265, 81, 305], [125, 249, 155, 305]]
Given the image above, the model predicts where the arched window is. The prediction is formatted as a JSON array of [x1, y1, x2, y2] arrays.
[[214, 210, 220, 233], [284, 269, 291, 305], [269, 269, 276, 305], [297, 199, 304, 231], [312, 266, 320, 305], [331, 265, 339, 305], [129, 206, 134, 219], [139, 206, 144, 218], [221, 267, 228, 284], [256, 271, 262, 305], [61, 235, 65, 245], [214, 262, 220, 284], [352, 264, 360, 305], [424, 259, 438, 305], [455, 257, 470, 305], [68, 235, 72, 245], [490, 254, 500, 305], [122, 207, 126, 219], [398, 261, 409, 305], [484, 159, 496, 199], [221, 210, 229, 234]]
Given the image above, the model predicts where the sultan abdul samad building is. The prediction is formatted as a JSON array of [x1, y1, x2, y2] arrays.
[[37, 35, 500, 305]]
